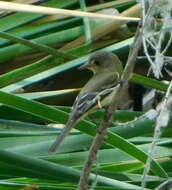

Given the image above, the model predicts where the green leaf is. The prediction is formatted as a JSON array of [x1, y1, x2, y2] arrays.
[[0, 31, 74, 59], [0, 150, 145, 189], [131, 73, 168, 92], [0, 91, 168, 178], [0, 0, 78, 31]]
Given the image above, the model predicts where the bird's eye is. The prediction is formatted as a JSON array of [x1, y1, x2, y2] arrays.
[[94, 60, 100, 65]]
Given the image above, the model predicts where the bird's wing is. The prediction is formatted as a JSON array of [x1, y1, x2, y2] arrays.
[[69, 72, 120, 122]]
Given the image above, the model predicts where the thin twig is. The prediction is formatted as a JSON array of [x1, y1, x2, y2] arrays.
[[141, 0, 172, 78], [140, 0, 172, 188], [162, 31, 172, 55], [141, 81, 172, 189], [77, 20, 142, 190]]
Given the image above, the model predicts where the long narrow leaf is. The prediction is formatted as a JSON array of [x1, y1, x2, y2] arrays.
[[0, 0, 77, 31], [0, 150, 145, 189], [0, 91, 168, 178], [0, 31, 74, 59]]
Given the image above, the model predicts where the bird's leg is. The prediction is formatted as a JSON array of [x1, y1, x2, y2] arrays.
[[94, 87, 116, 109], [97, 95, 102, 109]]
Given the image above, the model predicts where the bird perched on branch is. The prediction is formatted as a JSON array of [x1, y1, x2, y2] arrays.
[[49, 51, 123, 153]]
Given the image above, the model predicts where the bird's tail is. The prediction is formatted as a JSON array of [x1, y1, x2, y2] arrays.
[[48, 120, 75, 153]]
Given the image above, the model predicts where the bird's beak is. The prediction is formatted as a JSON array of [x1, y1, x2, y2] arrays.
[[78, 62, 90, 70]]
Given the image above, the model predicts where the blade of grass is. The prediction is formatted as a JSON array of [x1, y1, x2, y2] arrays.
[[0, 44, 89, 89], [0, 91, 168, 178], [0, 150, 145, 189], [0, 25, 84, 63], [17, 89, 80, 100], [0, 31, 74, 59], [131, 73, 168, 92], [0, 17, 80, 47], [0, 1, 140, 22], [0, 37, 132, 91], [0, 0, 77, 31]]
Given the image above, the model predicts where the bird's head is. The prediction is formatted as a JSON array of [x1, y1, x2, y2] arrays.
[[79, 51, 123, 74]]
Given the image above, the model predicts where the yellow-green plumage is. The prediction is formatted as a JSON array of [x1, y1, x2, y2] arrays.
[[49, 51, 123, 153]]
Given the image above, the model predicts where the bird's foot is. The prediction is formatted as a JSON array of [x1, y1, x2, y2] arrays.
[[97, 96, 102, 109]]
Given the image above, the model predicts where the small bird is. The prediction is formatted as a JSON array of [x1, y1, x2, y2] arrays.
[[49, 51, 123, 153]]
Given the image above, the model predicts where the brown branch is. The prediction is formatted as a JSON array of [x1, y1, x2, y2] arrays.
[[77, 21, 142, 190]]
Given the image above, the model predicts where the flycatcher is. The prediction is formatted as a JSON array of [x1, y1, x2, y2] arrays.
[[49, 51, 123, 153]]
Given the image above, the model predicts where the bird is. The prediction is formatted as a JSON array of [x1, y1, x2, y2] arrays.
[[49, 51, 123, 153]]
